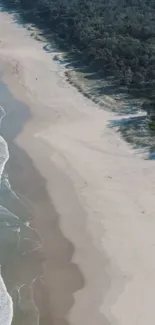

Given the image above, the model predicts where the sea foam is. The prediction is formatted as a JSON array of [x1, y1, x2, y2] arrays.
[[0, 274, 13, 325], [0, 105, 13, 325]]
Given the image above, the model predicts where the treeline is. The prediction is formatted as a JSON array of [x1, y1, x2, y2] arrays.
[[3, 0, 155, 101]]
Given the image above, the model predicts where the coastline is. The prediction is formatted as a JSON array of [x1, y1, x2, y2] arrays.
[[0, 81, 85, 325], [0, 10, 109, 325], [1, 8, 155, 325]]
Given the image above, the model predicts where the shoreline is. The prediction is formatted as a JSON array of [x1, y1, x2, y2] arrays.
[[1, 71, 109, 325], [1, 8, 155, 325], [0, 52, 85, 325], [0, 10, 109, 325]]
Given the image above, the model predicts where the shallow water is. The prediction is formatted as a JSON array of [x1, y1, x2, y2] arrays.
[[0, 80, 42, 325]]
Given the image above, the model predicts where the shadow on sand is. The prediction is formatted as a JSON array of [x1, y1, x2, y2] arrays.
[[108, 113, 155, 159]]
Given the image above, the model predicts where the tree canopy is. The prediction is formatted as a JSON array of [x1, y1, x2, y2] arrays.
[[3, 0, 155, 100]]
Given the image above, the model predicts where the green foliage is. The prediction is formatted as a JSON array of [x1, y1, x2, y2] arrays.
[[3, 0, 155, 99], [148, 120, 155, 131]]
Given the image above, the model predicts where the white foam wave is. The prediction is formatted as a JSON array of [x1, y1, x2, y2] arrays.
[[0, 105, 6, 125], [2, 176, 19, 200], [0, 205, 19, 220], [0, 273, 13, 325], [0, 105, 9, 180], [0, 136, 9, 180], [0, 105, 13, 325]]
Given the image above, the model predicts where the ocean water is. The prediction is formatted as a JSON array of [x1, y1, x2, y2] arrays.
[[0, 105, 14, 325], [0, 275, 13, 325], [0, 81, 42, 325], [0, 106, 13, 325]]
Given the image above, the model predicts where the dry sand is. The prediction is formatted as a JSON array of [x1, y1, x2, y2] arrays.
[[0, 9, 155, 325]]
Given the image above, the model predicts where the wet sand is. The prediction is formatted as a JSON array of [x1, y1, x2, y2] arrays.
[[3, 86, 108, 325], [1, 7, 155, 325], [0, 65, 85, 325], [0, 10, 108, 325]]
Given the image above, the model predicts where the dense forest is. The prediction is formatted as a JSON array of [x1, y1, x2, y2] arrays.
[[3, 0, 155, 105]]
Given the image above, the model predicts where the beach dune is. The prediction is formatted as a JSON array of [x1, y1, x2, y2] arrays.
[[0, 9, 155, 325]]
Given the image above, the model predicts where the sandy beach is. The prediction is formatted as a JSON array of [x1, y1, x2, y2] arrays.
[[0, 8, 155, 325]]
